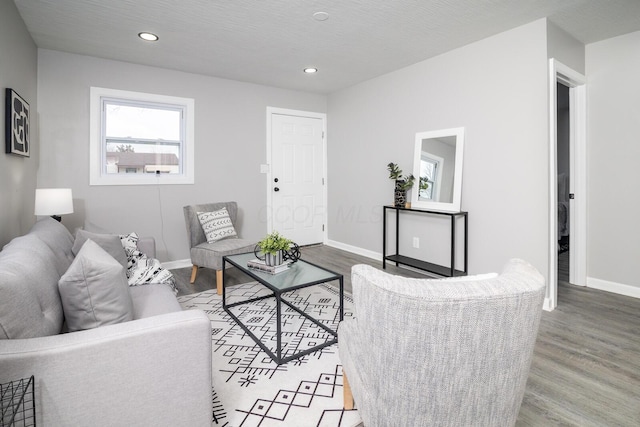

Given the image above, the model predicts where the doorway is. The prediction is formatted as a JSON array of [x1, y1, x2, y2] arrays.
[[547, 59, 587, 311], [266, 107, 327, 246], [557, 82, 570, 284]]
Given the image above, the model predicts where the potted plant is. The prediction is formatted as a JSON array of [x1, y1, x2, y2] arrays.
[[256, 231, 293, 266], [387, 162, 415, 207]]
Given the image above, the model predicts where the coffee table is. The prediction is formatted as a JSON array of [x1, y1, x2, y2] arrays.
[[222, 252, 344, 365]]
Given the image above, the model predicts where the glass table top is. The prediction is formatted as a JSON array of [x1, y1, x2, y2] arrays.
[[224, 252, 342, 292]]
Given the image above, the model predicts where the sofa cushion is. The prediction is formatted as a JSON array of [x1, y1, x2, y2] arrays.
[[0, 234, 65, 339], [129, 284, 182, 319], [59, 239, 133, 332], [73, 230, 128, 269], [29, 217, 75, 276]]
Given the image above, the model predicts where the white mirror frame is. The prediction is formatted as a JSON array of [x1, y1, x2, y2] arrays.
[[411, 127, 465, 212]]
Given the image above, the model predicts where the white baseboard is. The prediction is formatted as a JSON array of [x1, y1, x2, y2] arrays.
[[325, 239, 381, 261], [586, 277, 640, 299], [163, 259, 192, 270]]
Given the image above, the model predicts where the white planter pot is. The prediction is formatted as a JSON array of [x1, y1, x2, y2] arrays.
[[265, 250, 284, 267]]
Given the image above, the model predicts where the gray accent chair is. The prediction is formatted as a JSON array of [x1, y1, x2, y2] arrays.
[[339, 259, 546, 427], [183, 201, 256, 294]]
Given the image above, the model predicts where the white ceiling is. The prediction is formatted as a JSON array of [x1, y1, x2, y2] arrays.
[[14, 0, 640, 94]]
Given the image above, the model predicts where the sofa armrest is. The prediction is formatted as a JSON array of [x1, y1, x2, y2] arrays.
[[0, 310, 212, 427]]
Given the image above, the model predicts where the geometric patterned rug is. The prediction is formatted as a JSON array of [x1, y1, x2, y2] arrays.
[[177, 283, 362, 427]]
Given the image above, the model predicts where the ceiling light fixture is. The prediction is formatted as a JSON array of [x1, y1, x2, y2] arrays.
[[313, 12, 329, 21], [304, 68, 318, 74], [138, 32, 159, 42]]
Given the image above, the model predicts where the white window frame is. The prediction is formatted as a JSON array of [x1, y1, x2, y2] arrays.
[[89, 87, 195, 185]]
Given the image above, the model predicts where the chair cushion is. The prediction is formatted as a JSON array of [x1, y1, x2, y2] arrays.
[[197, 207, 237, 243], [58, 239, 134, 332], [190, 239, 256, 270], [73, 229, 128, 270]]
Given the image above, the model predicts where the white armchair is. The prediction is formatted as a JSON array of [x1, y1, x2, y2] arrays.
[[339, 259, 545, 427]]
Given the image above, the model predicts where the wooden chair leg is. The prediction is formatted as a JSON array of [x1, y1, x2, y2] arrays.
[[343, 371, 354, 410], [190, 265, 198, 284], [216, 270, 223, 295]]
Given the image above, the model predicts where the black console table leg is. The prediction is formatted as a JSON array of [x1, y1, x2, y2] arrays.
[[464, 213, 468, 274], [395, 209, 399, 266], [383, 207, 387, 269], [450, 215, 456, 277]]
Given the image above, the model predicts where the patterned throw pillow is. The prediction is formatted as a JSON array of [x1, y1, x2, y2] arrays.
[[197, 208, 238, 243]]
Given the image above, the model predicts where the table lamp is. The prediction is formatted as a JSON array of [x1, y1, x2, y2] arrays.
[[34, 188, 74, 222]]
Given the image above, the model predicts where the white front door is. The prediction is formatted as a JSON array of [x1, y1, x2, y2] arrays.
[[268, 109, 325, 246]]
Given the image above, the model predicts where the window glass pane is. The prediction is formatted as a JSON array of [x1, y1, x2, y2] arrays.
[[105, 104, 180, 140], [420, 158, 437, 200], [104, 101, 182, 175]]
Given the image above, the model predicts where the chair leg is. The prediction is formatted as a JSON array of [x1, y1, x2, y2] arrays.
[[190, 265, 198, 284], [216, 270, 223, 295], [343, 371, 354, 410]]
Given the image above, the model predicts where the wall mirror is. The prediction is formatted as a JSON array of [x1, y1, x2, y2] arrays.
[[411, 127, 465, 212]]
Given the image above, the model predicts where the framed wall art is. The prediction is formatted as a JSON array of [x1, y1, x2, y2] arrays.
[[5, 88, 30, 157]]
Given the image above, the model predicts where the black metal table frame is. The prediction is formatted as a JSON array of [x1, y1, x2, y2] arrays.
[[383, 205, 468, 277], [222, 255, 344, 365]]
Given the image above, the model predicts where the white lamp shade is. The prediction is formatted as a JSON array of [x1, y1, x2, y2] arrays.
[[34, 188, 74, 216]]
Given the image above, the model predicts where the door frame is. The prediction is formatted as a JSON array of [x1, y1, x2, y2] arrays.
[[547, 59, 587, 311], [266, 107, 328, 243]]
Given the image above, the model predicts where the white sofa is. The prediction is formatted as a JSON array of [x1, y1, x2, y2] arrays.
[[0, 218, 212, 426]]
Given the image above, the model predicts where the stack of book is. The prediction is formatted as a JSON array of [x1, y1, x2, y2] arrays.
[[247, 259, 291, 274]]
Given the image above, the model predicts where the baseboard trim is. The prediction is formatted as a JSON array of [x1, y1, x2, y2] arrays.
[[587, 277, 640, 299], [325, 239, 381, 261], [163, 259, 192, 270]]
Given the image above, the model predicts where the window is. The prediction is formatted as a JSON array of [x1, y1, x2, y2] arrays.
[[419, 153, 443, 201], [90, 87, 194, 185]]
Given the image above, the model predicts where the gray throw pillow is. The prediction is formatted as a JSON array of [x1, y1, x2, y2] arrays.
[[73, 229, 128, 269], [58, 239, 134, 332]]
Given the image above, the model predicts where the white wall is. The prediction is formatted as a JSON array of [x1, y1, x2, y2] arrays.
[[547, 21, 585, 74], [0, 0, 38, 247], [327, 20, 551, 280], [586, 30, 640, 293], [36, 50, 326, 261]]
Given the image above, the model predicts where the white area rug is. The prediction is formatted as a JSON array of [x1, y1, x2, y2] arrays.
[[178, 282, 361, 427]]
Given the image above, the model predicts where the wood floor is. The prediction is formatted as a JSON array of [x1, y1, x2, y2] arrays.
[[171, 245, 640, 426]]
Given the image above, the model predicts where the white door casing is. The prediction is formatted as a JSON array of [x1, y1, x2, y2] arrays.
[[547, 59, 587, 311], [266, 108, 327, 246]]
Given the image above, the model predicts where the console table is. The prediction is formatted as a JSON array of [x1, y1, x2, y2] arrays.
[[383, 205, 468, 277]]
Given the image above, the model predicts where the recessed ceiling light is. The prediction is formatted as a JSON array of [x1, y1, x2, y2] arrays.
[[304, 68, 318, 74], [138, 32, 159, 42], [313, 12, 329, 21]]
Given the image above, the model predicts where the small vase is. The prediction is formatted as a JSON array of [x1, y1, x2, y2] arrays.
[[394, 181, 406, 207], [265, 250, 284, 267]]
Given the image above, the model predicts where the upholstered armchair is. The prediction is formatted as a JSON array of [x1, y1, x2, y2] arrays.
[[339, 259, 546, 427], [183, 202, 256, 294]]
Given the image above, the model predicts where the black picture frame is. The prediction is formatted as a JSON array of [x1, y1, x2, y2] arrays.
[[5, 88, 30, 157]]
